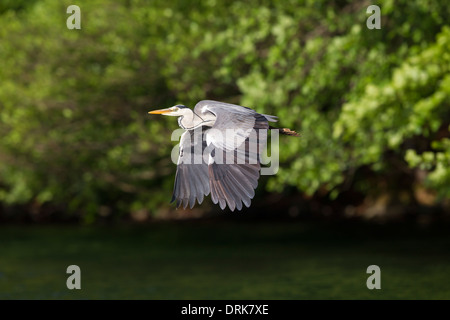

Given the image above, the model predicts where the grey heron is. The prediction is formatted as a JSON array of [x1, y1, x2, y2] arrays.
[[149, 100, 298, 211]]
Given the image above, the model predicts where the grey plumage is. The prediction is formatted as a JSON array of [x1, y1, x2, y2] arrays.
[[149, 100, 281, 211]]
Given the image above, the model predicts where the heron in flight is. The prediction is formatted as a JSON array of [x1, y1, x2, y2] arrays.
[[149, 100, 298, 211]]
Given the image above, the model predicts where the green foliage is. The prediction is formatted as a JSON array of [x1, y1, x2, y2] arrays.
[[0, 0, 448, 219], [0, 0, 176, 218], [334, 26, 450, 197]]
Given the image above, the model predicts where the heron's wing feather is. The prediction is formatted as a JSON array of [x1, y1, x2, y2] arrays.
[[171, 128, 210, 209], [207, 134, 265, 211], [208, 153, 261, 212]]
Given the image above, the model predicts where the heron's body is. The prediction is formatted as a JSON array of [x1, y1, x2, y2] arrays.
[[149, 100, 295, 211]]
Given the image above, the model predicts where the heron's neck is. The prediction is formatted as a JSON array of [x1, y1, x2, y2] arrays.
[[178, 112, 205, 130]]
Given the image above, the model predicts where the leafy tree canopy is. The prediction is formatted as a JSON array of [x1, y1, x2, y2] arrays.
[[0, 0, 448, 221]]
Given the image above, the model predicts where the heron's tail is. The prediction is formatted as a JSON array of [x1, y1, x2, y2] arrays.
[[269, 126, 300, 137]]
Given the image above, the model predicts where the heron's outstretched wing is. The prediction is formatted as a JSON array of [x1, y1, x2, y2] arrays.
[[194, 101, 277, 211], [171, 128, 210, 209], [208, 153, 261, 211]]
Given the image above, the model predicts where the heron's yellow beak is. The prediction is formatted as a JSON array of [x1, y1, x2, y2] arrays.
[[148, 108, 172, 115]]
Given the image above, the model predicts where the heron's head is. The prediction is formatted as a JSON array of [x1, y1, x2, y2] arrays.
[[148, 105, 190, 117]]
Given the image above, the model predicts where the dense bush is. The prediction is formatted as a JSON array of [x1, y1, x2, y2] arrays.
[[0, 0, 448, 221]]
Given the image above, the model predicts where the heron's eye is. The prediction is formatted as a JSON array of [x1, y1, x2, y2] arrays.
[[171, 107, 179, 112]]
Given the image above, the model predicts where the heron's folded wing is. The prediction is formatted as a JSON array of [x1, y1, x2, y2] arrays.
[[172, 128, 210, 209], [195, 100, 277, 153]]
